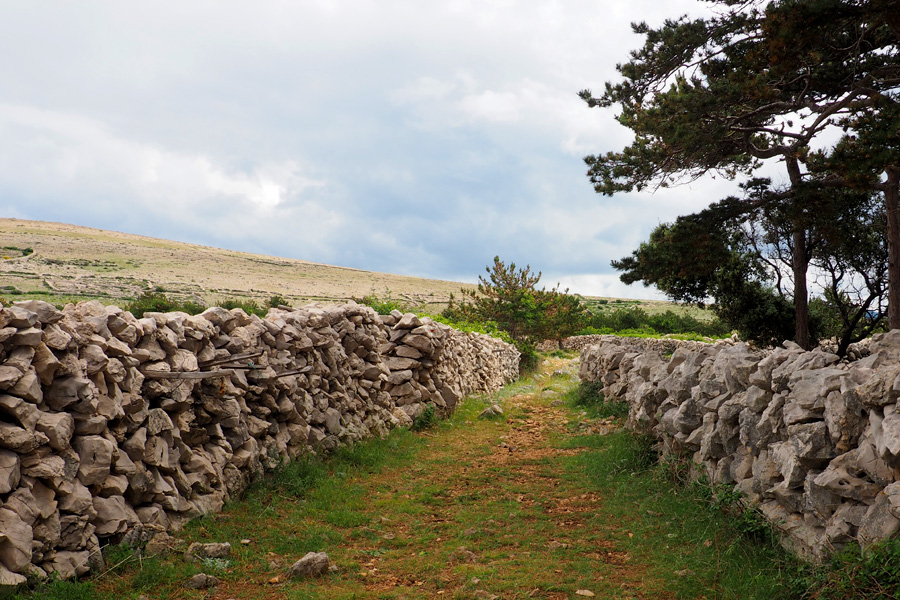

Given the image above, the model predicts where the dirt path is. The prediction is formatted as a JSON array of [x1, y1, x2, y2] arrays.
[[257, 356, 661, 600], [91, 356, 679, 600]]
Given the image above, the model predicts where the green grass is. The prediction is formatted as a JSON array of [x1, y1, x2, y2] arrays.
[[567, 380, 631, 419], [792, 539, 900, 599], [561, 430, 802, 599]]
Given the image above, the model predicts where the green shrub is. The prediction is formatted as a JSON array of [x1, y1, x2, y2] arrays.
[[124, 293, 205, 318], [355, 293, 410, 315], [430, 314, 510, 341], [411, 404, 436, 431], [516, 340, 540, 374], [585, 306, 731, 338], [261, 454, 327, 499], [689, 478, 774, 543], [268, 294, 289, 308], [569, 382, 629, 418], [591, 430, 659, 477], [221, 297, 267, 317], [575, 325, 615, 335], [446, 256, 589, 347]]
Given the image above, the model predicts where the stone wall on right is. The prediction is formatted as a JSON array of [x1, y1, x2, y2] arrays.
[[579, 332, 900, 563]]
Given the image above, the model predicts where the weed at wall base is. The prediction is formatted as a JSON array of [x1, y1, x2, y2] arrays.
[[797, 539, 900, 599], [567, 381, 629, 419], [411, 405, 436, 431]]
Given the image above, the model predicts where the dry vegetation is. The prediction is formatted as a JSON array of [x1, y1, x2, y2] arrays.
[[0, 218, 691, 317], [0, 219, 469, 311]]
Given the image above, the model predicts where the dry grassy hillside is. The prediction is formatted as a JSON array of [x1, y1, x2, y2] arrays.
[[0, 218, 700, 318], [0, 218, 469, 311]]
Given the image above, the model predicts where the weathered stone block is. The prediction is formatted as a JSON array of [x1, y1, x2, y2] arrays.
[[74, 435, 115, 486]]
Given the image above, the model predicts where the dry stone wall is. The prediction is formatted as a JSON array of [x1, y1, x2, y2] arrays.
[[579, 332, 900, 563], [562, 333, 728, 355], [0, 300, 518, 586]]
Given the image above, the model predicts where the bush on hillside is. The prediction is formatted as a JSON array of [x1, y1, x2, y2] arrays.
[[124, 293, 205, 318], [584, 307, 730, 338]]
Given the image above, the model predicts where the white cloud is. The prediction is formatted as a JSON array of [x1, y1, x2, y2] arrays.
[[550, 273, 668, 300], [0, 102, 341, 246], [0, 103, 326, 205], [458, 89, 522, 123], [0, 0, 730, 296]]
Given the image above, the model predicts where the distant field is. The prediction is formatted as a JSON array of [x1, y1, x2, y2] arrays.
[[578, 296, 716, 322], [0, 219, 470, 312], [0, 218, 711, 319]]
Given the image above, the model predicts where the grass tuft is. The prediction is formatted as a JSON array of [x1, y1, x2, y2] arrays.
[[567, 381, 630, 418]]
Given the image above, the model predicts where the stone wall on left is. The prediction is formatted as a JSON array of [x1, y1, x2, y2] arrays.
[[0, 300, 519, 586]]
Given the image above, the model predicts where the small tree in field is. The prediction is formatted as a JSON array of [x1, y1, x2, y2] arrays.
[[445, 256, 588, 345]]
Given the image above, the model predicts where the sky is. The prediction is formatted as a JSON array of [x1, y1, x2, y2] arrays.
[[0, 0, 741, 300]]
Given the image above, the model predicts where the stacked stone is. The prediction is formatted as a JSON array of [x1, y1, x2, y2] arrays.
[[0, 299, 517, 587], [435, 324, 520, 401], [563, 333, 724, 355], [378, 311, 519, 425], [579, 331, 900, 563], [379, 311, 450, 425]]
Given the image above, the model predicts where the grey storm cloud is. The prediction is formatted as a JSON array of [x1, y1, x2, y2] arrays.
[[0, 0, 726, 299]]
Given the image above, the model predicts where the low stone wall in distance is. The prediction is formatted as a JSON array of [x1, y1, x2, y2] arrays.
[[579, 332, 900, 562], [562, 333, 730, 355], [0, 300, 519, 586]]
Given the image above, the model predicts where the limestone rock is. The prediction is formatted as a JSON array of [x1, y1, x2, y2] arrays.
[[9, 369, 42, 403], [143, 532, 175, 556], [0, 367, 21, 390], [186, 542, 231, 561], [13, 300, 63, 325], [44, 550, 90, 579], [12, 327, 43, 347], [478, 404, 504, 419], [32, 342, 60, 385], [0, 393, 41, 430], [0, 564, 26, 590], [0, 422, 46, 453], [92, 495, 136, 537], [36, 412, 75, 451], [0, 507, 33, 572], [74, 435, 115, 486], [395, 313, 422, 329], [0, 449, 19, 495], [288, 551, 332, 578], [185, 573, 221, 589], [45, 377, 92, 411], [858, 488, 900, 548], [21, 453, 67, 480]]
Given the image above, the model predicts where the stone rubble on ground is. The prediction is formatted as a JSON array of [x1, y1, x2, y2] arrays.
[[185, 541, 231, 561], [0, 299, 518, 587], [478, 404, 504, 419], [578, 330, 900, 562], [184, 573, 221, 589], [288, 551, 333, 578]]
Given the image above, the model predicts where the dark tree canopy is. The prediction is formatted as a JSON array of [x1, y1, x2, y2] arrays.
[[585, 0, 900, 347]]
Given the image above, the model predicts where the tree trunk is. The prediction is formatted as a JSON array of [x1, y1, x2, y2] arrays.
[[886, 166, 900, 330], [792, 227, 811, 348], [786, 155, 812, 349]]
